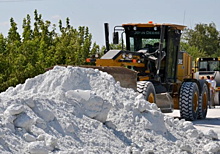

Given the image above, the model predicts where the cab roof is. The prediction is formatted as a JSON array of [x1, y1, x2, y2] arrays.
[[196, 57, 220, 61], [122, 23, 186, 31]]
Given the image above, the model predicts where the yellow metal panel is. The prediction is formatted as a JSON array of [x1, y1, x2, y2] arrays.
[[173, 97, 179, 109], [172, 83, 181, 109], [184, 52, 187, 78], [195, 58, 199, 72], [96, 59, 118, 66], [186, 53, 192, 78], [139, 76, 150, 81], [188, 55, 192, 77], [96, 54, 145, 67], [122, 23, 186, 30], [177, 64, 184, 81], [178, 52, 192, 82]]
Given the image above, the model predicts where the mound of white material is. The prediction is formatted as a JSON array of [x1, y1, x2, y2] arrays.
[[0, 66, 219, 154]]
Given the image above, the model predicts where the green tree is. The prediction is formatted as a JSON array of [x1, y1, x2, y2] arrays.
[[5, 17, 21, 86], [0, 34, 7, 86], [180, 42, 207, 60], [109, 38, 125, 50], [90, 42, 100, 57], [182, 22, 220, 57], [0, 10, 100, 92], [0, 34, 6, 54]]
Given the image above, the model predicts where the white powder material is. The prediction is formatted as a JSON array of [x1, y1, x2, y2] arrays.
[[0, 66, 219, 154]]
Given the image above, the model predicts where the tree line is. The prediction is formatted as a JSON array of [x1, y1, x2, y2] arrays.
[[0, 10, 220, 92], [0, 10, 102, 92], [181, 22, 220, 59]]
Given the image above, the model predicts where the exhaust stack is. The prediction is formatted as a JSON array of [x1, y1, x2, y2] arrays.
[[104, 23, 110, 53]]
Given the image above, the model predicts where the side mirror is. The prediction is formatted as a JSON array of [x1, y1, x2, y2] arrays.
[[113, 32, 119, 44]]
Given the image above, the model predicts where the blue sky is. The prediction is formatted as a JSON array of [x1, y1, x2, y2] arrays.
[[0, 0, 219, 46]]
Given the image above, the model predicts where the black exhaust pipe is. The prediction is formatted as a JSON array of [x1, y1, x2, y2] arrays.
[[104, 23, 110, 53], [155, 25, 165, 81]]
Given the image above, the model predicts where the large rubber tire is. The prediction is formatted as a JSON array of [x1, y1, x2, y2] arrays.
[[219, 92, 220, 105], [179, 82, 199, 121], [137, 81, 156, 103], [198, 83, 208, 119]]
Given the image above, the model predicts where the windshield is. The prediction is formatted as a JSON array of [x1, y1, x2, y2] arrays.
[[126, 28, 165, 52], [129, 37, 161, 52], [199, 61, 219, 71]]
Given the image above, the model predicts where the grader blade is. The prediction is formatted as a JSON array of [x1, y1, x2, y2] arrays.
[[156, 93, 174, 113], [81, 66, 137, 91]]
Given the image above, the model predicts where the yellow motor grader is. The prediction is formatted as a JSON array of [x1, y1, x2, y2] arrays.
[[87, 22, 210, 120], [194, 57, 220, 105]]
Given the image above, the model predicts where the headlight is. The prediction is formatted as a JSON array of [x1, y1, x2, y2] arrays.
[[122, 53, 126, 59], [128, 53, 133, 59], [95, 53, 99, 58]]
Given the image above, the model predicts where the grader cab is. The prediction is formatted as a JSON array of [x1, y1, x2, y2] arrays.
[[87, 22, 209, 120]]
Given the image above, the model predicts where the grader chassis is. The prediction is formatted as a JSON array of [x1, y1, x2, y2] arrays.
[[87, 22, 210, 120]]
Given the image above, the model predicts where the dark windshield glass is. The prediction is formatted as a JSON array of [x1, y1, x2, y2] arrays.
[[199, 61, 219, 71], [126, 27, 165, 52]]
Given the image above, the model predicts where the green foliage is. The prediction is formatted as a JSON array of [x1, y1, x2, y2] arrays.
[[3, 11, 220, 93], [142, 39, 159, 46], [181, 22, 220, 58], [0, 10, 100, 92], [109, 38, 125, 50], [180, 42, 207, 60]]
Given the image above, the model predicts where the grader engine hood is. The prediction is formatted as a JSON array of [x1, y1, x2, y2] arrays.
[[96, 50, 146, 67], [100, 50, 122, 60], [97, 49, 163, 67]]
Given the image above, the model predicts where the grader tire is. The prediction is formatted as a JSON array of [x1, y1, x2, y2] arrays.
[[219, 92, 220, 105], [137, 81, 156, 103], [198, 83, 208, 119], [179, 82, 199, 121]]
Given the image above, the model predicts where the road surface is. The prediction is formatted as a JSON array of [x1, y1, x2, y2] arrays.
[[165, 106, 220, 134]]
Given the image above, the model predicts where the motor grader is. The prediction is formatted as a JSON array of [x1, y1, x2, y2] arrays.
[[194, 57, 220, 105], [87, 22, 209, 120]]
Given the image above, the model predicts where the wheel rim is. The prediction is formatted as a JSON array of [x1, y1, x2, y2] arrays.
[[203, 92, 207, 110], [148, 93, 155, 103], [193, 92, 198, 112]]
